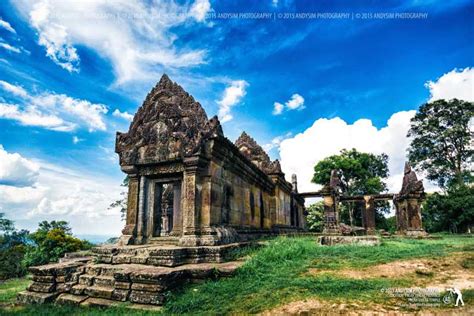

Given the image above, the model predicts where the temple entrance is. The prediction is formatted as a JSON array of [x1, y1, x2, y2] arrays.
[[148, 179, 182, 239]]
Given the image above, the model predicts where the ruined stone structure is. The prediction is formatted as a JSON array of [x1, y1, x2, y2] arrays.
[[18, 75, 306, 308], [394, 162, 426, 236], [299, 163, 427, 239]]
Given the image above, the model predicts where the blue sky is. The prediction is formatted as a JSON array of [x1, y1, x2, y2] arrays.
[[0, 0, 472, 236]]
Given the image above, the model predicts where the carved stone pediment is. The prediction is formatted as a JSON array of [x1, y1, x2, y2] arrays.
[[116, 74, 223, 166]]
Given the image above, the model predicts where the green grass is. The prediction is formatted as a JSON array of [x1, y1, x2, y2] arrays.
[[0, 235, 472, 315]]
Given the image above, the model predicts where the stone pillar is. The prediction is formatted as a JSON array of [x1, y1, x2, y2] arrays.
[[363, 196, 376, 235], [118, 175, 139, 245], [322, 187, 340, 234], [135, 176, 148, 244], [394, 194, 426, 236], [171, 182, 182, 236]]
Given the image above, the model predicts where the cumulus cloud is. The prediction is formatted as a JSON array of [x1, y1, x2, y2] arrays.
[[0, 80, 108, 132], [217, 80, 249, 123], [0, 145, 39, 187], [426, 67, 474, 102], [14, 0, 210, 83], [0, 18, 16, 33], [279, 111, 418, 195], [113, 109, 134, 121], [273, 93, 305, 115], [0, 146, 123, 235]]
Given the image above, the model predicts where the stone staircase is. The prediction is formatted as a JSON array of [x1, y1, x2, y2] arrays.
[[17, 242, 252, 308]]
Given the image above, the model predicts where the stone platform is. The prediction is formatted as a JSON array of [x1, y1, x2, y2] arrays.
[[17, 242, 252, 307], [318, 235, 381, 246]]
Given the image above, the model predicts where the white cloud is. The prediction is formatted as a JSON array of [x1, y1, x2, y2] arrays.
[[72, 136, 83, 144], [426, 67, 474, 102], [0, 146, 123, 235], [14, 0, 210, 83], [273, 102, 284, 115], [286, 93, 305, 110], [0, 42, 21, 53], [0, 18, 16, 33], [263, 132, 292, 152], [279, 111, 421, 195], [273, 93, 305, 115], [113, 109, 134, 121], [0, 145, 39, 187], [0, 80, 28, 98], [217, 80, 249, 123], [0, 80, 108, 132], [190, 0, 211, 22], [0, 102, 73, 131]]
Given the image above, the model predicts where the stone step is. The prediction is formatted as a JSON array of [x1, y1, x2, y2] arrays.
[[94, 275, 115, 287], [55, 293, 88, 305], [84, 286, 114, 300]]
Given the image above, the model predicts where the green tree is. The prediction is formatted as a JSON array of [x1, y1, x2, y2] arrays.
[[312, 148, 389, 226], [23, 220, 92, 267], [0, 214, 29, 280], [423, 185, 474, 233], [408, 99, 474, 189], [305, 202, 324, 232]]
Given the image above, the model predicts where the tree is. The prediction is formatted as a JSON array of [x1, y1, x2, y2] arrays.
[[109, 176, 129, 220], [408, 99, 474, 189], [0, 214, 29, 280], [305, 202, 324, 232], [312, 148, 389, 226], [423, 185, 474, 233], [23, 220, 92, 267]]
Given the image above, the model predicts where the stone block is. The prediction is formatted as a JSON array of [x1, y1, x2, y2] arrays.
[[112, 255, 132, 264], [96, 255, 113, 264], [114, 281, 131, 290], [129, 290, 165, 305], [84, 286, 114, 299], [85, 266, 102, 276], [28, 282, 55, 293], [79, 274, 94, 286], [56, 282, 76, 293], [112, 289, 130, 301], [81, 297, 119, 308], [70, 284, 87, 295], [32, 275, 55, 283], [94, 276, 115, 287], [17, 291, 59, 304], [130, 256, 148, 264], [55, 293, 88, 305], [131, 283, 165, 292], [318, 235, 381, 246]]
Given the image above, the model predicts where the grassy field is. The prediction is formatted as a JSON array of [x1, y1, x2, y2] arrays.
[[0, 234, 472, 315]]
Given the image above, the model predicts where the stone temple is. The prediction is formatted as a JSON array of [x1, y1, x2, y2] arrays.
[[17, 75, 306, 308], [116, 74, 306, 247]]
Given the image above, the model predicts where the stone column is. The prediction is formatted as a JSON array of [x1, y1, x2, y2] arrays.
[[322, 187, 340, 234], [118, 175, 139, 245], [171, 181, 182, 236], [135, 176, 148, 244], [363, 196, 376, 235]]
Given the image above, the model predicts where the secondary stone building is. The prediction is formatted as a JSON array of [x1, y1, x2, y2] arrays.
[[115, 74, 306, 247]]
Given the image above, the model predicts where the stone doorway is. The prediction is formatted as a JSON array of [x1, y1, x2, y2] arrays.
[[148, 179, 182, 239]]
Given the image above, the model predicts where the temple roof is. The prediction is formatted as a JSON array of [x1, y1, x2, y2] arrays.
[[235, 131, 283, 174], [115, 74, 223, 165]]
